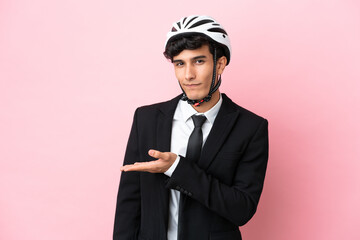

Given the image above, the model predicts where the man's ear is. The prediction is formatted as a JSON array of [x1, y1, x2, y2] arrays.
[[216, 56, 227, 75]]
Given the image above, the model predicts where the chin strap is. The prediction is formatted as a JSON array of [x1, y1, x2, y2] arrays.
[[180, 76, 221, 106], [181, 46, 221, 107]]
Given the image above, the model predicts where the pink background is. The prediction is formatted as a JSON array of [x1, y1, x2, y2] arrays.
[[1, 0, 359, 239]]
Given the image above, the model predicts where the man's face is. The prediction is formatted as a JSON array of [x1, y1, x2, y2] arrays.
[[172, 44, 216, 101]]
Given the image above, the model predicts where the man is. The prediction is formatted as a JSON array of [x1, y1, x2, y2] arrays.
[[113, 15, 268, 240]]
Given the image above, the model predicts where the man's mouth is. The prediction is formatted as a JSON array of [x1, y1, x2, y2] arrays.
[[184, 83, 201, 88]]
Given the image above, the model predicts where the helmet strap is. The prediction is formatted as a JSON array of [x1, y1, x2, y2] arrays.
[[181, 45, 221, 107]]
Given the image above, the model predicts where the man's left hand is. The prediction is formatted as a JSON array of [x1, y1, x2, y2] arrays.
[[120, 149, 177, 173]]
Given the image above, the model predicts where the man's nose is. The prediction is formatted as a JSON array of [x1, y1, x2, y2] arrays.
[[185, 65, 195, 81]]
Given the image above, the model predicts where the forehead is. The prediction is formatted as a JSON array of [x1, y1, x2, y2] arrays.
[[173, 44, 211, 60]]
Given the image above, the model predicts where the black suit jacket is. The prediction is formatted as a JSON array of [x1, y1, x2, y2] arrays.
[[113, 94, 268, 240]]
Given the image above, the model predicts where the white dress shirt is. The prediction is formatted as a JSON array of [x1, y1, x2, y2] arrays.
[[164, 94, 223, 240]]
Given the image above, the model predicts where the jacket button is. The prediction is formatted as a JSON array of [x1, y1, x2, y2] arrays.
[[188, 192, 192, 197], [180, 188, 185, 192], [184, 190, 188, 195], [176, 186, 181, 190]]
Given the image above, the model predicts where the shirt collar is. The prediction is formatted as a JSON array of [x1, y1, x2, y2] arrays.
[[176, 94, 223, 125]]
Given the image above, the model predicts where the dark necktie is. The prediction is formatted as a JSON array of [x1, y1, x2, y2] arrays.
[[186, 115, 207, 162]]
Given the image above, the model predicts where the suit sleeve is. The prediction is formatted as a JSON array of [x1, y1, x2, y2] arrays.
[[113, 109, 141, 240], [166, 118, 269, 226]]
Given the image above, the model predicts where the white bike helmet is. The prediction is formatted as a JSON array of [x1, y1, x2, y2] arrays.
[[165, 15, 231, 65]]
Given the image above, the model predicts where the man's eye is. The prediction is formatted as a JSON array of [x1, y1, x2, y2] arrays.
[[175, 62, 183, 66], [195, 59, 204, 64]]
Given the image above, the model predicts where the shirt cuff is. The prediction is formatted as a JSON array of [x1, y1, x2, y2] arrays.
[[164, 155, 180, 177]]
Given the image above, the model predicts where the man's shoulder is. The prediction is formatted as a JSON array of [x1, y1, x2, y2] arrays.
[[222, 93, 267, 122], [135, 94, 182, 116]]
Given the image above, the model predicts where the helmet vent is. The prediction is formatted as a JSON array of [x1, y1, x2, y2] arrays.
[[176, 22, 181, 29], [171, 27, 177, 32], [189, 19, 214, 29], [182, 17, 187, 24], [184, 16, 199, 28], [208, 27, 227, 35]]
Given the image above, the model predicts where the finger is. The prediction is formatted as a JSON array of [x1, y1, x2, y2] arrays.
[[121, 164, 147, 172], [121, 161, 157, 172], [120, 163, 138, 171], [120, 161, 148, 170], [148, 149, 167, 160]]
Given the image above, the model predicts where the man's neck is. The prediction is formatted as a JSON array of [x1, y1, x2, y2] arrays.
[[192, 91, 220, 113]]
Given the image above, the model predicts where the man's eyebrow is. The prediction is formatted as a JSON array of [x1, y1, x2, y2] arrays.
[[173, 55, 207, 62], [192, 55, 207, 60], [172, 59, 183, 63]]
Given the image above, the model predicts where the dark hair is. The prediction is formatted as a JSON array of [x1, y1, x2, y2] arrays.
[[163, 34, 226, 62]]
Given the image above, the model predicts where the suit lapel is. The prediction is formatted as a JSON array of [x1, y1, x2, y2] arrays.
[[199, 94, 240, 169], [155, 95, 182, 231], [156, 95, 181, 152]]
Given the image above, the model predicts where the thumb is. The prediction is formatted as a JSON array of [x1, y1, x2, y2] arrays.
[[148, 149, 165, 159]]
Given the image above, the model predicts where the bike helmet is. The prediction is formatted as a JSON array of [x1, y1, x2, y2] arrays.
[[165, 15, 231, 65]]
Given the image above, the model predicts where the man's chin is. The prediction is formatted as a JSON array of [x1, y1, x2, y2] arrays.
[[187, 96, 203, 101], [184, 93, 206, 101]]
